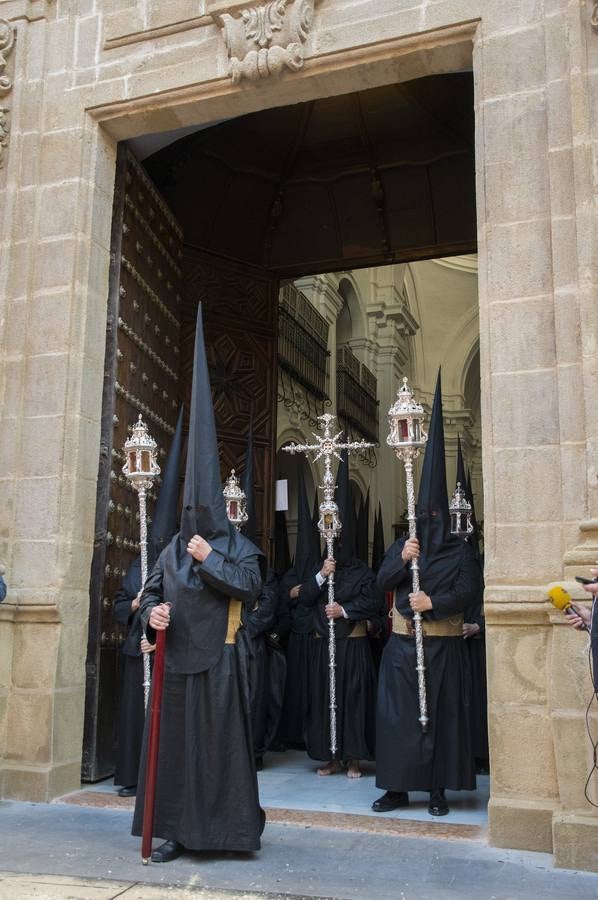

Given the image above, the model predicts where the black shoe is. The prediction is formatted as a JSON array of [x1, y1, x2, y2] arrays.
[[151, 840, 183, 863], [372, 791, 409, 812], [268, 741, 287, 753], [255, 755, 264, 771], [428, 789, 449, 816], [117, 785, 136, 797]]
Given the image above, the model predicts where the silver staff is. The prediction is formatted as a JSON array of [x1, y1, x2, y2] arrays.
[[283, 414, 373, 756], [386, 378, 429, 732], [123, 415, 161, 709]]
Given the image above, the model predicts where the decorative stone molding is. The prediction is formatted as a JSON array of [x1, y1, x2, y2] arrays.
[[212, 0, 317, 84], [0, 18, 15, 168], [592, 2, 598, 31]]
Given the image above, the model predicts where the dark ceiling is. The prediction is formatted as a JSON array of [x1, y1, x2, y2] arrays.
[[145, 73, 476, 277]]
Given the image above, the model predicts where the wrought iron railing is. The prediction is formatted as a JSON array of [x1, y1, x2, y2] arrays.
[[337, 344, 379, 444], [278, 283, 330, 400]]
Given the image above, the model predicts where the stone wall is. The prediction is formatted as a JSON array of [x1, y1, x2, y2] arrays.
[[0, 0, 596, 870]]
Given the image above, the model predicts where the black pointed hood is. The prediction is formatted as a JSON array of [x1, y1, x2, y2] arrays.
[[274, 510, 292, 576], [241, 417, 258, 546], [456, 434, 467, 494], [180, 304, 230, 546], [149, 406, 184, 567], [466, 468, 481, 561], [371, 501, 385, 572], [356, 488, 370, 564], [312, 490, 319, 529], [294, 464, 320, 582], [417, 370, 455, 557], [335, 448, 355, 565]]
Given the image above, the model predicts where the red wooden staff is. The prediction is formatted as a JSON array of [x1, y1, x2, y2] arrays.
[[141, 627, 166, 864]]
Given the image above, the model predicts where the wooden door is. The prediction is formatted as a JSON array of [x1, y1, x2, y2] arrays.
[[182, 247, 279, 555], [83, 147, 183, 781]]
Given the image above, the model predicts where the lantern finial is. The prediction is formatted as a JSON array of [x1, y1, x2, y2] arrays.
[[223, 468, 248, 530]]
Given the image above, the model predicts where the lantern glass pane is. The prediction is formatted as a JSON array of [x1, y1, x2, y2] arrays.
[[128, 450, 137, 472], [141, 450, 150, 472], [324, 513, 333, 529], [399, 419, 409, 440], [229, 500, 238, 517], [413, 420, 420, 441]]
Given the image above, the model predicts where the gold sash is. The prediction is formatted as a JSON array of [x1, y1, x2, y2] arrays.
[[315, 621, 367, 638], [225, 598, 243, 644], [392, 611, 463, 638]]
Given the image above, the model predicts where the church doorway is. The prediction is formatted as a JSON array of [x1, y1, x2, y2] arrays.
[[84, 70, 486, 832]]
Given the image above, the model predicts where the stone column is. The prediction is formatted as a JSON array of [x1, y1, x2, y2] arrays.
[[0, 8, 114, 800], [476, 0, 598, 864]]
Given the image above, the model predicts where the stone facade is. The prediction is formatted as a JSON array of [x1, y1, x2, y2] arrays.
[[0, 0, 597, 872]]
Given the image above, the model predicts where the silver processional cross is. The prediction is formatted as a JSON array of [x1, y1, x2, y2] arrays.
[[283, 413, 373, 756]]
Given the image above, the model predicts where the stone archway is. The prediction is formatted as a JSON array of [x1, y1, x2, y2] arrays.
[[0, 3, 596, 871]]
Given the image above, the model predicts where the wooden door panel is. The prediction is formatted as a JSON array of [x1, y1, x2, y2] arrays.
[[83, 148, 183, 781], [182, 247, 279, 555]]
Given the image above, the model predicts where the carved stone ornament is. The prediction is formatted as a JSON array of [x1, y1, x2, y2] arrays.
[[593, 2, 598, 31], [214, 0, 316, 84], [0, 18, 15, 169]]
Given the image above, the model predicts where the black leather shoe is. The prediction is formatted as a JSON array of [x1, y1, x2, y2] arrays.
[[117, 785, 136, 797], [428, 789, 449, 816], [151, 840, 183, 863], [255, 755, 264, 771], [372, 791, 409, 812]]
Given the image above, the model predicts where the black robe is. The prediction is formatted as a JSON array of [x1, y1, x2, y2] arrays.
[[299, 559, 380, 762], [244, 570, 286, 757], [132, 541, 264, 852], [375, 539, 477, 792], [277, 569, 314, 746], [113, 582, 145, 788]]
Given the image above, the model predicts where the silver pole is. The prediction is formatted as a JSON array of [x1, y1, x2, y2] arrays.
[[137, 486, 152, 711], [403, 456, 428, 731]]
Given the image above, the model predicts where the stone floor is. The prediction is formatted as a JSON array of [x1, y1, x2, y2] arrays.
[[1, 799, 597, 900], [82, 749, 489, 831]]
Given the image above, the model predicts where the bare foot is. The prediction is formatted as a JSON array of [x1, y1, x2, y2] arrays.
[[347, 760, 362, 779], [316, 760, 342, 776]]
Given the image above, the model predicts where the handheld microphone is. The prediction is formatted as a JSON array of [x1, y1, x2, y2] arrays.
[[548, 585, 590, 632]]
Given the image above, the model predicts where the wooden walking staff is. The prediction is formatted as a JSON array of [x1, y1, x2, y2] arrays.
[[141, 624, 167, 864], [386, 378, 429, 732], [283, 414, 372, 756], [122, 415, 161, 709]]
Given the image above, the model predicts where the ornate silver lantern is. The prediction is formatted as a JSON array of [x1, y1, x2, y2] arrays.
[[122, 415, 160, 709], [449, 482, 473, 536], [386, 376, 429, 732], [223, 469, 248, 531], [122, 415, 160, 491], [387, 376, 427, 456]]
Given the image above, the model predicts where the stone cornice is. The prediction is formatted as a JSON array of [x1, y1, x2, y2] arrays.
[[0, 602, 61, 624]]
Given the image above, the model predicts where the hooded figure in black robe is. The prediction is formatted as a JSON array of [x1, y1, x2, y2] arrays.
[[113, 406, 184, 795], [463, 464, 488, 771], [132, 305, 264, 863], [299, 450, 381, 776], [238, 424, 286, 768], [373, 372, 477, 815], [277, 464, 320, 747], [368, 503, 390, 672]]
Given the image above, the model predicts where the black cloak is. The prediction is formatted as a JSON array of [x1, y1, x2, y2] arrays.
[[132, 304, 264, 853], [375, 371, 477, 792]]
